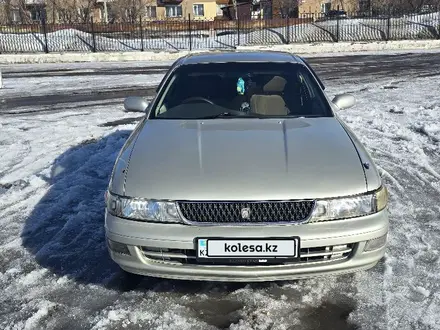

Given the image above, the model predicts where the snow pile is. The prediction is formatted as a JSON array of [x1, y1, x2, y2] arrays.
[[2, 40, 440, 64], [1, 12, 439, 53], [312, 12, 440, 41]]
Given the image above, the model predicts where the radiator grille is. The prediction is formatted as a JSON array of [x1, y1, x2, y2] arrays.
[[178, 201, 315, 223]]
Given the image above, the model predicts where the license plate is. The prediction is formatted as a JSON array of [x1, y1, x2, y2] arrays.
[[196, 237, 300, 259]]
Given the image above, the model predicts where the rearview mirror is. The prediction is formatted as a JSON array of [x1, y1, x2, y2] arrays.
[[332, 93, 355, 110], [123, 96, 149, 113]]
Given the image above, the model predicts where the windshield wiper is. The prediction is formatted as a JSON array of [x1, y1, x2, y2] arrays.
[[199, 111, 265, 119]]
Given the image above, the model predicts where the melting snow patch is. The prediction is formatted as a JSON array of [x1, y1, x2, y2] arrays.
[[18, 269, 48, 286], [411, 123, 440, 142], [23, 301, 56, 330], [414, 286, 431, 298], [56, 275, 70, 285]]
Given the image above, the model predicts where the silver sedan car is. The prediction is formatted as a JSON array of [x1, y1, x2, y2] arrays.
[[104, 51, 389, 282]]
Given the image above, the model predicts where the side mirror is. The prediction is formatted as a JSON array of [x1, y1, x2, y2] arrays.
[[332, 93, 356, 110], [123, 96, 149, 113]]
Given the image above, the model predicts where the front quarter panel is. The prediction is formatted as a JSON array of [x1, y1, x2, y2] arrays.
[[108, 117, 147, 195], [337, 118, 382, 191]]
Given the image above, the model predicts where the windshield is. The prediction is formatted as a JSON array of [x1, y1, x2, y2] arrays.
[[150, 62, 333, 119]]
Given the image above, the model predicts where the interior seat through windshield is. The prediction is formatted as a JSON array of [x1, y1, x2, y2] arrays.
[[150, 62, 333, 119]]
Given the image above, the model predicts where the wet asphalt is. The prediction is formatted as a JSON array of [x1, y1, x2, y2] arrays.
[[1, 51, 440, 113]]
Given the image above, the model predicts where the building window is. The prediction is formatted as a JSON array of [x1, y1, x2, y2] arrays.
[[146, 6, 157, 18], [30, 8, 42, 21], [216, 4, 226, 16], [166, 5, 182, 18], [11, 9, 20, 23], [193, 4, 204, 16], [320, 2, 331, 13]]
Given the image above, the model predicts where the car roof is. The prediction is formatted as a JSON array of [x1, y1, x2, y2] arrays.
[[179, 51, 303, 66]]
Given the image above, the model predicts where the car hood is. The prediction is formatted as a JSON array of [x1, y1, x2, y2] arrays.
[[123, 118, 367, 200]]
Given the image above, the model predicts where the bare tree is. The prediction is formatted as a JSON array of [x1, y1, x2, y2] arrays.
[[273, 0, 299, 17], [110, 0, 145, 23], [45, 0, 95, 24], [6, 0, 34, 24], [331, 0, 359, 11], [0, 0, 13, 24], [371, 0, 440, 12]]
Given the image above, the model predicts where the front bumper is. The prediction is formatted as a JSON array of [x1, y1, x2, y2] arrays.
[[105, 209, 389, 282]]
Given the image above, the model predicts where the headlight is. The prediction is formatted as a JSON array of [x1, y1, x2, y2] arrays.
[[310, 185, 388, 222], [106, 192, 182, 223]]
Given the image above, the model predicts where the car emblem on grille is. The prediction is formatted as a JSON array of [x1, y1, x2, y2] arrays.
[[241, 207, 251, 219]]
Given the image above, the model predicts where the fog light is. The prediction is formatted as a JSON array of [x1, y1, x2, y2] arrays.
[[107, 239, 130, 255], [364, 234, 387, 252]]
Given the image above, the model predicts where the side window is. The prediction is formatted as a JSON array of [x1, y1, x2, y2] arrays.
[[296, 67, 330, 115], [297, 71, 315, 99], [155, 59, 181, 93], [154, 74, 179, 116], [299, 57, 325, 90]]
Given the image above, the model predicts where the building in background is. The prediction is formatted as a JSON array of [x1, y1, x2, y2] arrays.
[[0, 0, 220, 24], [1, 0, 425, 24], [219, 0, 274, 20], [297, 0, 358, 15], [157, 0, 218, 20], [0, 0, 46, 24], [91, 0, 219, 22]]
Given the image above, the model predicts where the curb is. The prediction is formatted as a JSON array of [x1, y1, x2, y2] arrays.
[[1, 40, 440, 64]]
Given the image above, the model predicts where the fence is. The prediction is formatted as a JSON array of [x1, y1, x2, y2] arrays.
[[0, 10, 439, 54]]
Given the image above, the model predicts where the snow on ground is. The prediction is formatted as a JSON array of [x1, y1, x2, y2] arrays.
[[326, 76, 440, 328], [3, 40, 440, 65], [1, 12, 439, 53], [314, 12, 440, 41], [1, 60, 440, 329]]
